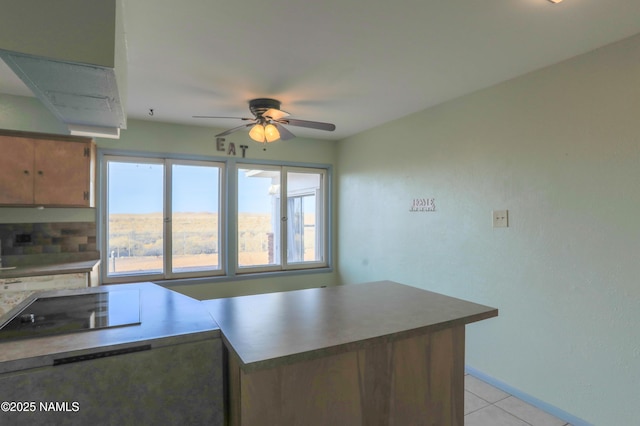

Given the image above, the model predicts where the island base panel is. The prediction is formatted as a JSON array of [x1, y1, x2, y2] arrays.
[[228, 325, 465, 426], [0, 339, 224, 425]]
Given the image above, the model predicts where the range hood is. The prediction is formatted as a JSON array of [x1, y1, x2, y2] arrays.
[[0, 0, 127, 139], [0, 51, 125, 137]]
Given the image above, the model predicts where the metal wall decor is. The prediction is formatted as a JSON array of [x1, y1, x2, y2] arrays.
[[410, 198, 436, 212]]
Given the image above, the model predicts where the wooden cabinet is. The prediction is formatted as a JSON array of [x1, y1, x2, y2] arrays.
[[0, 131, 95, 207], [226, 326, 466, 426]]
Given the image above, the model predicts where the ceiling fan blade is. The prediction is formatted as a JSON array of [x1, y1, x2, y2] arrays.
[[274, 123, 296, 140], [278, 118, 335, 132], [193, 115, 254, 120], [215, 123, 254, 137], [263, 108, 289, 121]]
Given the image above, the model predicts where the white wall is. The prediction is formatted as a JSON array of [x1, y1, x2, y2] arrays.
[[336, 33, 640, 424], [0, 94, 338, 299]]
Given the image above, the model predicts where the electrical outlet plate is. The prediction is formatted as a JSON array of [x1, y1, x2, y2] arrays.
[[493, 210, 508, 228]]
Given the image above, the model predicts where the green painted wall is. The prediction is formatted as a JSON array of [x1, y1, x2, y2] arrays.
[[0, 94, 338, 298], [0, 93, 69, 134], [336, 33, 640, 424]]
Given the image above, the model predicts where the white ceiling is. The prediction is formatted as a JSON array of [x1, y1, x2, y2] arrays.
[[2, 0, 640, 140]]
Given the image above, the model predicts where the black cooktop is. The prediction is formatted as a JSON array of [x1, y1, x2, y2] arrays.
[[0, 290, 141, 341]]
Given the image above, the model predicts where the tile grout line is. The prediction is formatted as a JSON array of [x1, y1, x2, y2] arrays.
[[465, 367, 587, 426], [464, 397, 572, 426], [492, 403, 535, 426], [465, 390, 534, 425], [465, 377, 571, 426]]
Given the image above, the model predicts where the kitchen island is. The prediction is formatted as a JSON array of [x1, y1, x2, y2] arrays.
[[203, 280, 498, 426], [0, 283, 224, 425]]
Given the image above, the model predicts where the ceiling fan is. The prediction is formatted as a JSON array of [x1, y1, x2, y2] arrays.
[[193, 98, 336, 144]]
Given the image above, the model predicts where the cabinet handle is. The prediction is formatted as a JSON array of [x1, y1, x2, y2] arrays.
[[54, 345, 151, 366], [23, 170, 29, 175], [38, 170, 43, 176]]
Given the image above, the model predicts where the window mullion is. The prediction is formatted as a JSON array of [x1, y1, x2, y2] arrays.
[[226, 160, 237, 277], [318, 173, 326, 262], [164, 160, 172, 277], [280, 167, 288, 269]]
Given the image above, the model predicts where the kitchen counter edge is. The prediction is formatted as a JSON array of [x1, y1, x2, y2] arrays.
[[0, 282, 220, 374]]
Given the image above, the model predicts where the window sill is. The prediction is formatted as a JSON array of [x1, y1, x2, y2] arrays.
[[149, 266, 334, 288]]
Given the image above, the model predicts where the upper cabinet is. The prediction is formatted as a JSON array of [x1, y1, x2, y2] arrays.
[[0, 131, 95, 207]]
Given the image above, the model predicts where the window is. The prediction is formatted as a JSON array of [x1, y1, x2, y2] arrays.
[[103, 156, 223, 282], [171, 163, 222, 274], [237, 166, 327, 272], [101, 154, 329, 283], [286, 170, 325, 265], [237, 166, 280, 269]]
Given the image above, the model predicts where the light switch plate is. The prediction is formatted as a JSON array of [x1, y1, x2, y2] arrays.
[[493, 210, 508, 228]]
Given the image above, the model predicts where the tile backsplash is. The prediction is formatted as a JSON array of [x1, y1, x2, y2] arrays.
[[0, 222, 99, 266]]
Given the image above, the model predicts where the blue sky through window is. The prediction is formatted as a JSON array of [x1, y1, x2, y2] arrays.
[[108, 161, 271, 214]]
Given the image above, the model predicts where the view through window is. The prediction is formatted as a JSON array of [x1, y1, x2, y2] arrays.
[[237, 167, 280, 269], [106, 160, 165, 277], [171, 162, 221, 274], [103, 155, 328, 282], [237, 166, 326, 272], [105, 158, 222, 279]]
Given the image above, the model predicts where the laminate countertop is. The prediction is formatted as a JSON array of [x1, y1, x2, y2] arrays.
[[0, 260, 100, 279], [0, 283, 220, 373], [202, 280, 498, 371]]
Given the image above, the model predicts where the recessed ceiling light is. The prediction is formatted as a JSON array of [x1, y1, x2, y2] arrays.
[[548, 0, 563, 3]]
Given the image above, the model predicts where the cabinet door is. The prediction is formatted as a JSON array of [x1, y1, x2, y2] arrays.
[[0, 136, 35, 204], [33, 139, 91, 206]]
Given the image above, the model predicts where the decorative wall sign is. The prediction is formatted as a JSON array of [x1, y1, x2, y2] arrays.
[[216, 137, 249, 157], [410, 198, 436, 212]]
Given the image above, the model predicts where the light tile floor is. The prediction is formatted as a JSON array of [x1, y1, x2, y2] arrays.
[[464, 374, 571, 426]]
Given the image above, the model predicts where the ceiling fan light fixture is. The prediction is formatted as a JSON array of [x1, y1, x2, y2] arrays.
[[264, 123, 280, 143], [249, 123, 265, 142], [198, 98, 335, 141], [249, 122, 281, 143]]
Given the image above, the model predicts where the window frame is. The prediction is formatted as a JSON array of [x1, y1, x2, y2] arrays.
[[165, 158, 226, 279], [98, 150, 332, 285], [100, 153, 226, 284], [235, 164, 328, 274], [283, 166, 328, 271]]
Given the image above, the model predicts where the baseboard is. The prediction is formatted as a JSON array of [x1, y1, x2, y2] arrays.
[[465, 365, 592, 426]]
